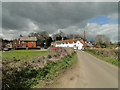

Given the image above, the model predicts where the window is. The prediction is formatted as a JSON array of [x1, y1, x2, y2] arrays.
[[31, 41, 33, 44], [22, 41, 24, 44], [22, 45, 24, 48], [19, 41, 20, 44]]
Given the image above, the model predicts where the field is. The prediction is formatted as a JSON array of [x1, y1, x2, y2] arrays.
[[2, 51, 48, 61]]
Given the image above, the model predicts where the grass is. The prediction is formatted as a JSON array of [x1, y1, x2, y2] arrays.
[[2, 51, 48, 61], [85, 50, 118, 66], [28, 53, 77, 88]]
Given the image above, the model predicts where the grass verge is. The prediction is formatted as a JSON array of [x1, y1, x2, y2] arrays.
[[85, 50, 118, 66], [33, 52, 77, 88]]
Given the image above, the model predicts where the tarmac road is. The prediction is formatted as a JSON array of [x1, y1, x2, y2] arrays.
[[54, 51, 118, 88]]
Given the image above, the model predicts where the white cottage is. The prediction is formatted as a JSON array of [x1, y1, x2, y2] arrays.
[[52, 38, 86, 50]]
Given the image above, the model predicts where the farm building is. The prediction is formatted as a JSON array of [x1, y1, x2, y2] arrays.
[[12, 35, 37, 49]]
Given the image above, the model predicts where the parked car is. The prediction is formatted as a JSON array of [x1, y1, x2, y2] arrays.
[[4, 48, 9, 51], [52, 47, 57, 50], [115, 47, 120, 50]]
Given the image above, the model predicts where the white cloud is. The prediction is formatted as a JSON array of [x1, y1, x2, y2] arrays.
[[85, 23, 118, 42], [51, 22, 118, 43], [27, 21, 39, 31], [1, 2, 118, 43]]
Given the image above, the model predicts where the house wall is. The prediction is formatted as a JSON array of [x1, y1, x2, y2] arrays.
[[12, 41, 36, 49], [55, 40, 83, 50], [74, 41, 83, 50], [20, 41, 36, 48]]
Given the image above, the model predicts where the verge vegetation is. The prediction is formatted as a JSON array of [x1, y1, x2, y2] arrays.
[[85, 48, 118, 66], [2, 48, 77, 89]]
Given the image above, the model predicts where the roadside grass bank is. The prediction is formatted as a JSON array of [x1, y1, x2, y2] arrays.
[[2, 48, 77, 89], [35, 52, 77, 88], [84, 49, 118, 66]]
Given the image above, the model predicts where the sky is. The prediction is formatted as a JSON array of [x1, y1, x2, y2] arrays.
[[1, 2, 118, 42]]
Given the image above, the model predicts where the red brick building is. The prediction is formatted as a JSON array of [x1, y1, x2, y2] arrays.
[[12, 35, 37, 49]]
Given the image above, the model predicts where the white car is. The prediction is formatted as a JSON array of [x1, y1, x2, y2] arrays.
[[4, 48, 9, 51], [115, 47, 120, 50]]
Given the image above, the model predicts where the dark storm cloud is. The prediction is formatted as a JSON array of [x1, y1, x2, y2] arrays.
[[2, 2, 118, 41], [2, 2, 118, 29]]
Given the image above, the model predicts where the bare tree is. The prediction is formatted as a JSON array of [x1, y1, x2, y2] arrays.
[[29, 31, 52, 48], [95, 35, 110, 48]]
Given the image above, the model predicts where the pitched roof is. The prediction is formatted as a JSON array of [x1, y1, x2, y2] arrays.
[[51, 38, 95, 47], [55, 38, 81, 44], [20, 36, 37, 41], [87, 45, 95, 47]]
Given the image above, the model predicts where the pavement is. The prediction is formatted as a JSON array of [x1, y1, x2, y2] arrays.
[[53, 51, 118, 88]]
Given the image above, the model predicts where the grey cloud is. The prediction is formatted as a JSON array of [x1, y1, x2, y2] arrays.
[[2, 2, 118, 41]]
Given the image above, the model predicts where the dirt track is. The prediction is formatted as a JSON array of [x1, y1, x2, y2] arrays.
[[52, 51, 118, 88]]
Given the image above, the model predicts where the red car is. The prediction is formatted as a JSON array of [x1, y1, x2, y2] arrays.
[[52, 47, 57, 50]]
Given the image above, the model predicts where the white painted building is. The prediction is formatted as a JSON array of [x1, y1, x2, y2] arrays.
[[52, 38, 86, 50]]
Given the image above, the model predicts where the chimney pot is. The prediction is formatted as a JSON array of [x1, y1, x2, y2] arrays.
[[20, 34, 22, 37]]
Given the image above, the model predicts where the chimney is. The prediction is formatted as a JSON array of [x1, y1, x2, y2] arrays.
[[20, 34, 22, 37], [62, 37, 64, 41], [73, 35, 74, 40]]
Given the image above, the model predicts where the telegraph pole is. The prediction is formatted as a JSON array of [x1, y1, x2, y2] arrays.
[[84, 30, 85, 42], [83, 30, 86, 50]]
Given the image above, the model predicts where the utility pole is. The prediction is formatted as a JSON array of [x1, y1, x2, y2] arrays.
[[84, 30, 85, 41], [83, 30, 86, 50]]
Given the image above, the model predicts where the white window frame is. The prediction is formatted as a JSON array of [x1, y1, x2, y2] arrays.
[[31, 41, 33, 44], [22, 41, 24, 44]]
